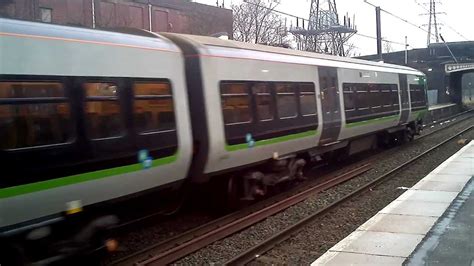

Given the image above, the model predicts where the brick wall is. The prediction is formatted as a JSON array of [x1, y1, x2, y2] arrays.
[[0, 0, 233, 37]]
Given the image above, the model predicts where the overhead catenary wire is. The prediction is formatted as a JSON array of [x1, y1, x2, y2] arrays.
[[363, 0, 438, 40], [355, 32, 405, 46]]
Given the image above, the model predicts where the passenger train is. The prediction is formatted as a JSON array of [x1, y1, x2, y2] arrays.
[[0, 18, 428, 263]]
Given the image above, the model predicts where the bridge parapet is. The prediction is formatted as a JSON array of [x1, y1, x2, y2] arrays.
[[445, 63, 474, 73]]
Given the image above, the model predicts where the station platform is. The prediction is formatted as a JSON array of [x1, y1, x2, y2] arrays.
[[312, 141, 474, 265], [428, 103, 458, 111], [425, 103, 462, 124]]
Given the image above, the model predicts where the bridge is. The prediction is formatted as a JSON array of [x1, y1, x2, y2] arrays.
[[445, 63, 474, 106], [445, 63, 474, 73]]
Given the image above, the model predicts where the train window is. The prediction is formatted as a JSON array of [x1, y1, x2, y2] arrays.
[[276, 83, 297, 118], [0, 81, 71, 149], [409, 84, 427, 108], [299, 83, 317, 116], [252, 83, 273, 121], [380, 84, 393, 107], [221, 83, 251, 124], [83, 82, 123, 139], [368, 84, 382, 111], [356, 84, 370, 109], [343, 84, 356, 111], [391, 85, 400, 107], [343, 83, 400, 122], [133, 81, 175, 133], [389, 85, 399, 109]]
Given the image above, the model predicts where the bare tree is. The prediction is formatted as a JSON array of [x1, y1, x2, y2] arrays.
[[232, 0, 289, 46], [344, 42, 357, 57], [383, 39, 393, 53]]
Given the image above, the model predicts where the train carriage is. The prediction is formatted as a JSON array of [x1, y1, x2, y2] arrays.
[[164, 33, 427, 202], [0, 18, 193, 261]]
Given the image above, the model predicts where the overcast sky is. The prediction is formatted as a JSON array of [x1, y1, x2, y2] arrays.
[[193, 0, 473, 56]]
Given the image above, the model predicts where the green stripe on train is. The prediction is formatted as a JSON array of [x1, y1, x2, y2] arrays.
[[345, 114, 400, 128], [225, 129, 318, 152], [413, 109, 429, 119], [0, 154, 178, 199]]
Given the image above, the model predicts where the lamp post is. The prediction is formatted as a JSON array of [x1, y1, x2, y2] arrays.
[[405, 36, 408, 65], [91, 0, 96, 29]]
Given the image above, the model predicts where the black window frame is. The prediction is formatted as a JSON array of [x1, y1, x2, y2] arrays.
[[275, 82, 299, 119], [131, 78, 178, 156], [342, 82, 400, 124], [0, 75, 178, 190], [132, 79, 176, 134], [251, 82, 274, 122], [219, 80, 318, 146], [409, 83, 428, 111], [220, 82, 253, 125], [0, 76, 76, 151], [299, 83, 318, 117], [0, 75, 80, 189], [82, 80, 126, 141]]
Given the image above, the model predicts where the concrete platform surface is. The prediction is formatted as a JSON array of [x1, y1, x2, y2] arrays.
[[428, 103, 457, 111], [312, 141, 474, 266], [406, 181, 474, 266]]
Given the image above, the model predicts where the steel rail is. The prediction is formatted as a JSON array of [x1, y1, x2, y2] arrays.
[[109, 161, 372, 266], [422, 108, 473, 130], [409, 110, 473, 143], [225, 125, 474, 265], [114, 163, 371, 266]]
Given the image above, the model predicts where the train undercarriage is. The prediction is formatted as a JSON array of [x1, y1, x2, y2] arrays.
[[222, 121, 423, 208]]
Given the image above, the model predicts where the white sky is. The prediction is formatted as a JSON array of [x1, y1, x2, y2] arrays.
[[193, 0, 474, 56]]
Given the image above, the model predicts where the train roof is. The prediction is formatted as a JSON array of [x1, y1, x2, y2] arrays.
[[0, 18, 180, 54], [0, 17, 423, 76], [163, 33, 424, 75]]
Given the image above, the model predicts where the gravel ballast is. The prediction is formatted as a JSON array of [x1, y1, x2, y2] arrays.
[[174, 116, 474, 265]]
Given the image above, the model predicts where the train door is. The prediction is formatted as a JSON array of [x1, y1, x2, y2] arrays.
[[318, 67, 342, 145], [399, 74, 410, 124]]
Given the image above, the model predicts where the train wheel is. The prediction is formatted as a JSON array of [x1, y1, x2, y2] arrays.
[[406, 127, 415, 142], [226, 176, 242, 210]]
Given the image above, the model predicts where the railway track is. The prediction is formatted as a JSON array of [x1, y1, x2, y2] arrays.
[[421, 109, 473, 135], [225, 124, 474, 265], [110, 163, 372, 266], [107, 110, 473, 266]]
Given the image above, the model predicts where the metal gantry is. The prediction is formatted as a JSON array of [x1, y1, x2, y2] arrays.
[[290, 0, 356, 56]]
